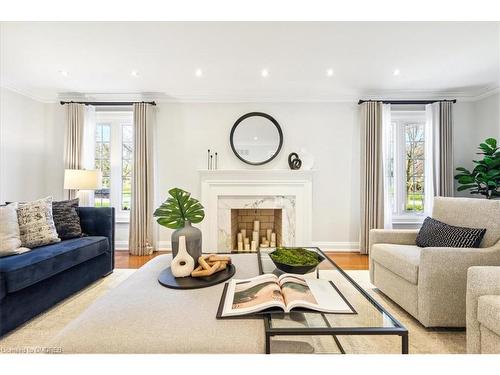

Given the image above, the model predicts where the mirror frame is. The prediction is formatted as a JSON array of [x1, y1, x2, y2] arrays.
[[229, 112, 284, 166]]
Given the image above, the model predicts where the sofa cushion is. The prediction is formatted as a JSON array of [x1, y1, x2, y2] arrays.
[[478, 295, 500, 338], [371, 244, 421, 284], [0, 236, 109, 294]]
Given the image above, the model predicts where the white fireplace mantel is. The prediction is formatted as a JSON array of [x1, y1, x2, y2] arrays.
[[199, 169, 314, 253]]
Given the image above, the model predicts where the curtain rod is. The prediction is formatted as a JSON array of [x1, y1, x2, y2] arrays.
[[60, 101, 156, 106], [357, 99, 456, 105]]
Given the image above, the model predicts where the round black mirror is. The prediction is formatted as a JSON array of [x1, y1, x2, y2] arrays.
[[230, 112, 283, 165]]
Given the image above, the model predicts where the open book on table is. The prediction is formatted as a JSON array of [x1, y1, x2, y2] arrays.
[[220, 273, 356, 317]]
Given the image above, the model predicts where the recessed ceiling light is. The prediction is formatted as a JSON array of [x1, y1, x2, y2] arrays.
[[393, 69, 401, 76], [253, 136, 259, 141], [131, 70, 139, 77], [261, 69, 269, 78], [59, 70, 68, 77], [195, 68, 203, 77], [326, 68, 334, 77]]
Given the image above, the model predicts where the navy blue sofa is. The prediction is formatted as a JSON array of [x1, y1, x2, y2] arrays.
[[0, 207, 115, 336]]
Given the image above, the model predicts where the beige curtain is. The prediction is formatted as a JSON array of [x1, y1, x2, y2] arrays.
[[64, 103, 85, 199], [129, 103, 156, 255], [437, 101, 454, 196], [360, 102, 385, 254]]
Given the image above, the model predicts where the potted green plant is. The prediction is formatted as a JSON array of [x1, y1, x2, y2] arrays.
[[154, 188, 205, 262], [455, 138, 500, 199]]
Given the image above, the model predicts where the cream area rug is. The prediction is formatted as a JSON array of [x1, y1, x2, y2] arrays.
[[0, 269, 465, 354], [0, 269, 135, 353]]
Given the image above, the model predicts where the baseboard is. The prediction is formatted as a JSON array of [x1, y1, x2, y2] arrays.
[[311, 242, 360, 252], [115, 241, 129, 251], [116, 240, 359, 252], [157, 241, 172, 251]]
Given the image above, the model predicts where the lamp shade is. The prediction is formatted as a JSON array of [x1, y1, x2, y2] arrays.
[[64, 169, 102, 190]]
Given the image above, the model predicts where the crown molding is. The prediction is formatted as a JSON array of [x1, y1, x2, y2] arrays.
[[2, 82, 499, 104], [0, 81, 55, 103]]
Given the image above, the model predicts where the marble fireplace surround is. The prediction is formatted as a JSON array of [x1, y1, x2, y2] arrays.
[[199, 170, 313, 253]]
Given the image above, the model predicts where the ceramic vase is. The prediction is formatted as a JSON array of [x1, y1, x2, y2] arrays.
[[171, 236, 195, 278], [171, 221, 202, 266]]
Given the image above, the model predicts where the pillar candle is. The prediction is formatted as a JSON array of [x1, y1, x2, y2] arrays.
[[244, 237, 249, 245], [244, 243, 250, 251], [252, 231, 259, 243], [271, 233, 276, 242], [270, 242, 276, 248], [251, 240, 257, 251], [266, 229, 272, 241], [240, 229, 246, 239], [261, 236, 267, 244], [237, 233, 243, 243], [253, 220, 260, 232], [237, 241, 243, 252]]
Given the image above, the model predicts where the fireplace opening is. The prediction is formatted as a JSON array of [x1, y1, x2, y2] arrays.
[[230, 209, 282, 252]]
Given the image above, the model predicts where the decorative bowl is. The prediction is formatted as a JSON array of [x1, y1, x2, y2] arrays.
[[269, 247, 325, 274]]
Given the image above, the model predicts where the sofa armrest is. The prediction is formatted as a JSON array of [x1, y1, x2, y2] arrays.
[[368, 229, 419, 282], [78, 207, 115, 259], [466, 266, 500, 353], [369, 229, 418, 249], [417, 242, 500, 327]]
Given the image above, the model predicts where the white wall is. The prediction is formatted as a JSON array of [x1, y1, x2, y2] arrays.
[[3, 87, 498, 250], [155, 102, 360, 249], [0, 88, 54, 202]]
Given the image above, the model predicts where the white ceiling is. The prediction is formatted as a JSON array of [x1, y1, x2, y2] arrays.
[[1, 22, 499, 102]]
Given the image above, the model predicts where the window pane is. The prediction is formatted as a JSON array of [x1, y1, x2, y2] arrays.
[[101, 142, 110, 159], [102, 125, 111, 142], [122, 143, 132, 159], [122, 125, 133, 143], [121, 125, 133, 211], [404, 122, 425, 213]]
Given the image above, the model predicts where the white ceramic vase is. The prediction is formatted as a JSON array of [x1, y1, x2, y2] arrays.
[[171, 236, 195, 278]]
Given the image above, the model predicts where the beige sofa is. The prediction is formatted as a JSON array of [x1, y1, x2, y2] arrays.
[[466, 266, 500, 353], [369, 197, 500, 328]]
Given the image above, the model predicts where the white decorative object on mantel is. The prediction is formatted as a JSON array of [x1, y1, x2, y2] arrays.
[[199, 169, 314, 253], [170, 236, 195, 277]]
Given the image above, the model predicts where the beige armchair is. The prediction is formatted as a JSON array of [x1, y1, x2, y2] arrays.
[[466, 267, 500, 353], [369, 197, 500, 328]]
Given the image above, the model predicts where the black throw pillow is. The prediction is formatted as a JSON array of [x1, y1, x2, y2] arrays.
[[416, 217, 486, 248], [52, 198, 82, 240]]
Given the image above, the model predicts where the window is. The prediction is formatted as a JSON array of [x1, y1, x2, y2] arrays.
[[121, 125, 133, 211], [388, 109, 427, 221], [95, 124, 111, 207], [94, 111, 133, 220]]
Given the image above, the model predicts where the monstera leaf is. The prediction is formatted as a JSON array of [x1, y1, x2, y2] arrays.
[[154, 188, 205, 229]]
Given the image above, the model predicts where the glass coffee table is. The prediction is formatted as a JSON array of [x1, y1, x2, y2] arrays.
[[258, 247, 408, 354]]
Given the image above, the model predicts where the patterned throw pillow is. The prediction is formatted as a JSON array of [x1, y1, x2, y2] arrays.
[[17, 197, 61, 248], [52, 198, 82, 240], [416, 217, 486, 248]]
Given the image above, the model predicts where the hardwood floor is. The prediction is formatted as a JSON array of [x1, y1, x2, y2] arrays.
[[115, 251, 368, 270]]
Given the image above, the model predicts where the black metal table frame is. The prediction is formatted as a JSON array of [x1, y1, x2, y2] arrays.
[[257, 247, 409, 354]]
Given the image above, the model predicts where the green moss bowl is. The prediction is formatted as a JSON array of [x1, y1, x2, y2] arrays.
[[269, 247, 325, 274]]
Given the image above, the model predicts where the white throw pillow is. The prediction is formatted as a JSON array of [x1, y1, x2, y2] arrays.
[[0, 203, 31, 257], [17, 197, 61, 248]]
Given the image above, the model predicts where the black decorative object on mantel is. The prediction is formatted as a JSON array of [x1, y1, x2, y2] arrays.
[[207, 149, 219, 170], [288, 152, 302, 170]]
